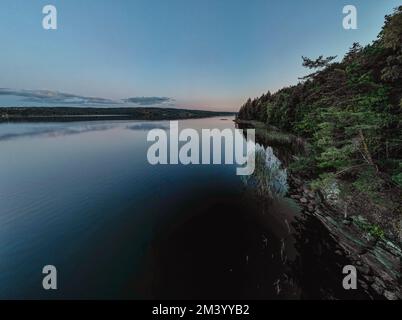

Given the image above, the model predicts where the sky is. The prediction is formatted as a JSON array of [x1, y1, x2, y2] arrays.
[[0, 0, 400, 111]]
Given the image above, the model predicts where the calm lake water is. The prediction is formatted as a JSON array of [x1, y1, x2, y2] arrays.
[[0, 117, 363, 299]]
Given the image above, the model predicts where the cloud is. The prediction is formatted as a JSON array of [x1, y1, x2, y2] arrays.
[[0, 88, 120, 105], [0, 88, 177, 108], [123, 97, 173, 106]]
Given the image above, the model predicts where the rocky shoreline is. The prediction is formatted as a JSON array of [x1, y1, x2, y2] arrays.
[[235, 119, 401, 299], [288, 174, 402, 300]]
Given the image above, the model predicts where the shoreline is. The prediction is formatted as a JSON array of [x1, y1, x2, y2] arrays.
[[0, 106, 236, 123], [288, 174, 401, 300], [236, 119, 402, 300]]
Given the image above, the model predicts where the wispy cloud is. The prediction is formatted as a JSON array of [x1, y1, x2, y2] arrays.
[[0, 88, 176, 107], [0, 88, 120, 105]]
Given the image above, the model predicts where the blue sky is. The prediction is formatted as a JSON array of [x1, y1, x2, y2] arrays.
[[0, 0, 400, 111]]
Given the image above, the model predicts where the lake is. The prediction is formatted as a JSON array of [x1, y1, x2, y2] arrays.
[[0, 117, 364, 299]]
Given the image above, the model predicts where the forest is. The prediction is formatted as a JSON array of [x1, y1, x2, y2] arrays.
[[237, 6, 402, 242]]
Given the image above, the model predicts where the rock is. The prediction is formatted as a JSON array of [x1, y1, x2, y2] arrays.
[[370, 263, 395, 284], [308, 192, 315, 199], [342, 219, 351, 225], [362, 275, 374, 283], [384, 290, 398, 300], [354, 215, 368, 224], [290, 195, 301, 200], [307, 205, 315, 212], [371, 282, 384, 295], [356, 264, 371, 275], [358, 280, 369, 290], [314, 209, 323, 215], [366, 237, 378, 248], [358, 246, 369, 255], [300, 197, 308, 204], [381, 240, 402, 257], [335, 250, 343, 256], [374, 277, 386, 289]]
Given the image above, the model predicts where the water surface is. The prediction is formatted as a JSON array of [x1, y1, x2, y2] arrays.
[[0, 117, 363, 299]]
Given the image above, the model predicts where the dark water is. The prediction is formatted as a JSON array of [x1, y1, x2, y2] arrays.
[[0, 117, 364, 299]]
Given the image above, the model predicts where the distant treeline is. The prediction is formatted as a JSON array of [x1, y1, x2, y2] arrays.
[[0, 107, 234, 122]]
